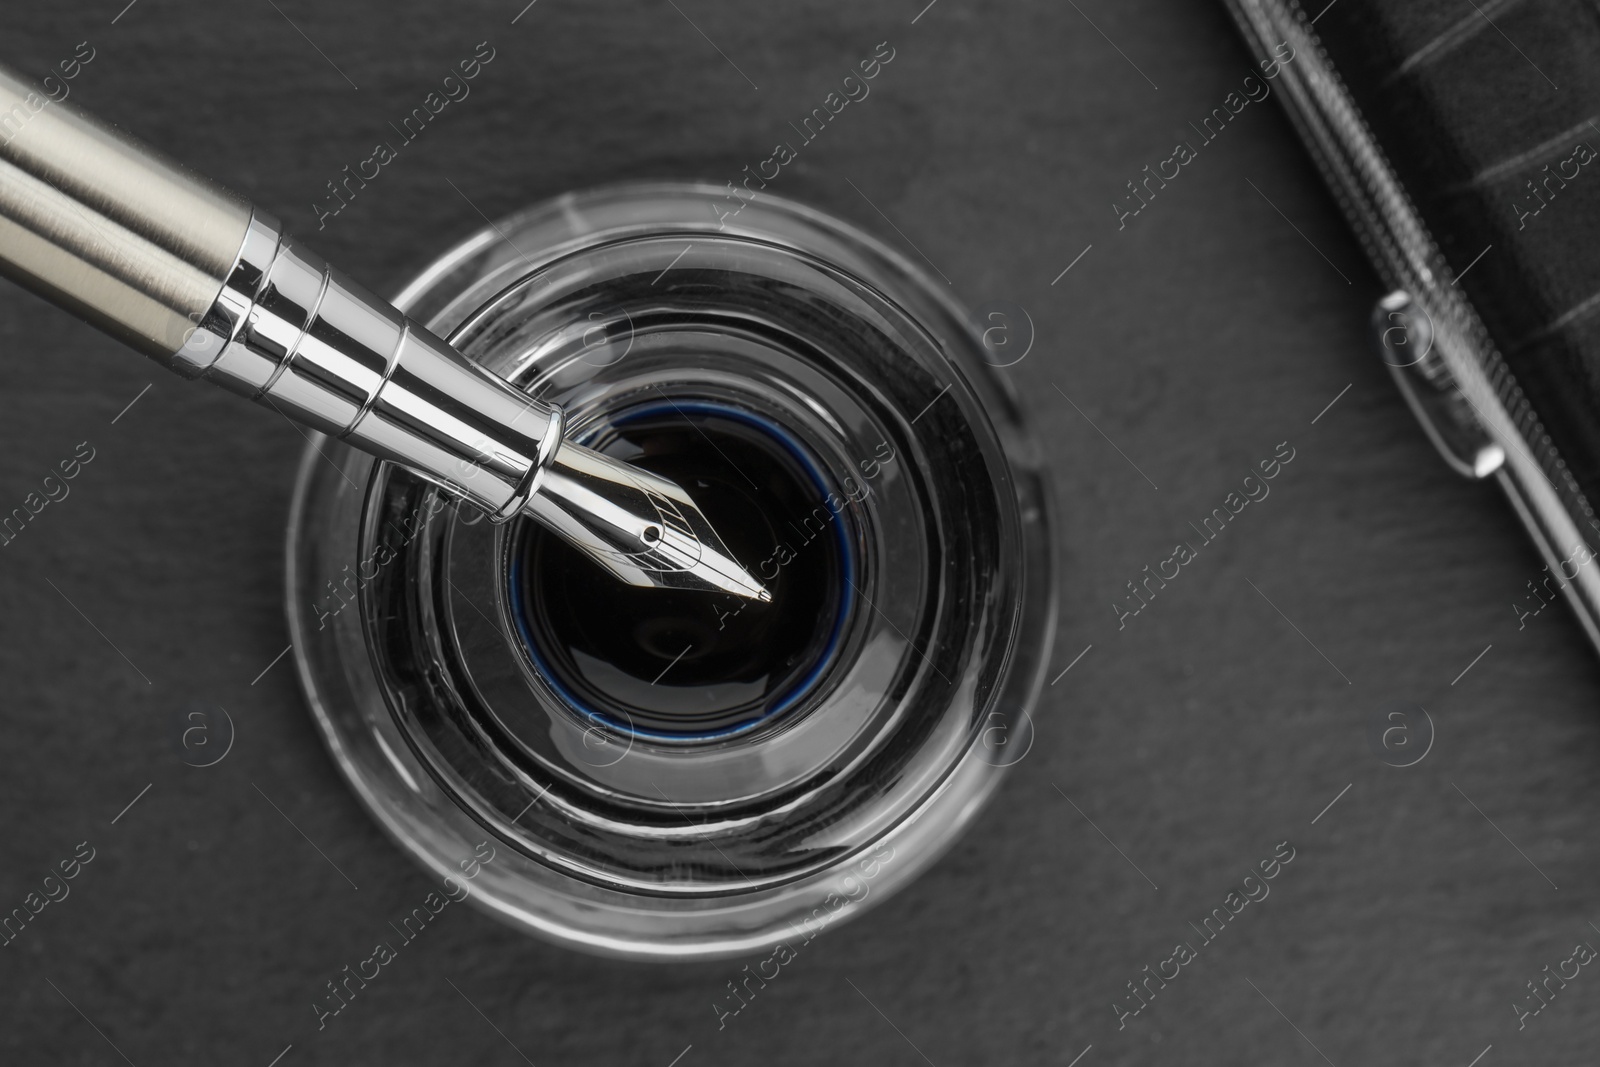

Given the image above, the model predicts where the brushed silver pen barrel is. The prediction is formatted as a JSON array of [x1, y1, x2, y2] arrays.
[[0, 66, 250, 356]]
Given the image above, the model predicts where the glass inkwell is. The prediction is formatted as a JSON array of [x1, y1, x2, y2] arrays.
[[286, 182, 1055, 960]]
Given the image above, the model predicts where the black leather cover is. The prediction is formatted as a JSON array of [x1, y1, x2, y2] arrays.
[[1313, 0, 1600, 520]]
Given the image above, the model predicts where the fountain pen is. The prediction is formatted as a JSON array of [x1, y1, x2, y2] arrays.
[[0, 62, 768, 603]]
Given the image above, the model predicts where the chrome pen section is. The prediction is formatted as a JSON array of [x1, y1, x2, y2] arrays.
[[176, 210, 566, 526]]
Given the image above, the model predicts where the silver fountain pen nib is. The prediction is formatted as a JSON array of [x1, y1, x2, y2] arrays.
[[520, 440, 772, 603]]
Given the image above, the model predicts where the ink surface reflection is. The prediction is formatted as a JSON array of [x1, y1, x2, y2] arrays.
[[511, 401, 853, 742]]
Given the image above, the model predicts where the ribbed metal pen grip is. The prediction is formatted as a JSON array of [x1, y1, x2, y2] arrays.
[[184, 211, 563, 520]]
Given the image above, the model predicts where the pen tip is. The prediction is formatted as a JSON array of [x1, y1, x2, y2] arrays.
[[523, 442, 773, 602], [672, 495, 772, 603]]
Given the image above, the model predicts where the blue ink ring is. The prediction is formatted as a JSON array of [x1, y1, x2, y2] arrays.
[[508, 399, 856, 743]]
